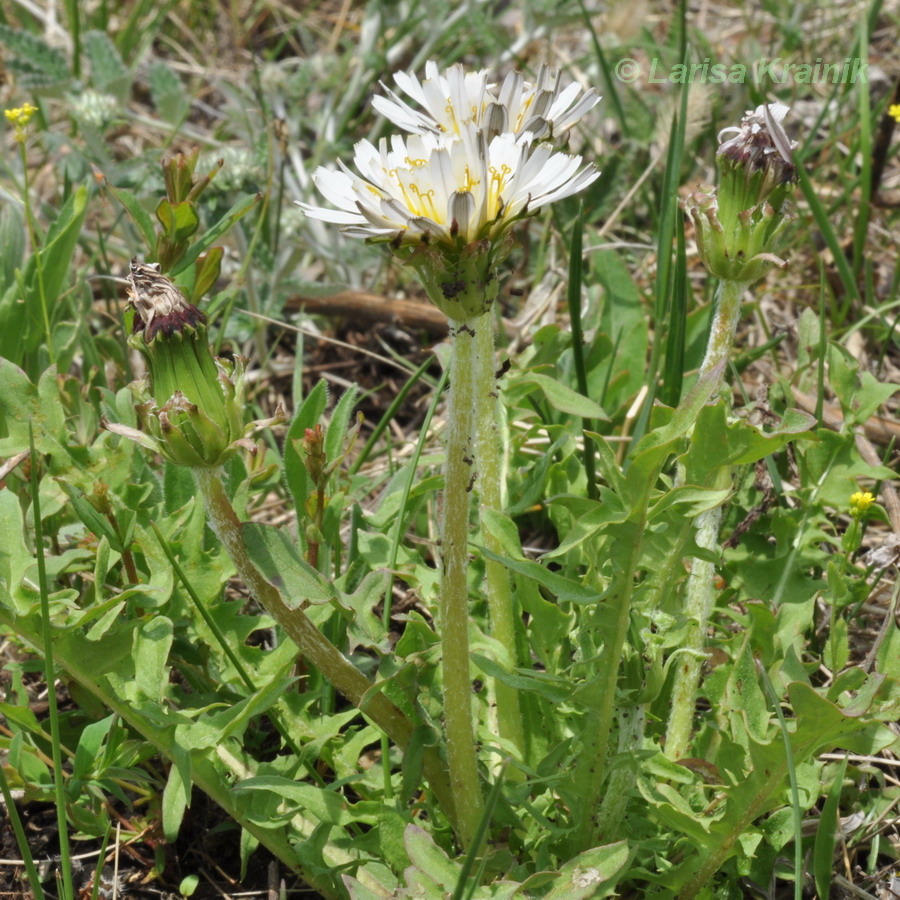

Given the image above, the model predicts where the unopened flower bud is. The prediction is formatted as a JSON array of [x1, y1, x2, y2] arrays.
[[300, 424, 327, 484]]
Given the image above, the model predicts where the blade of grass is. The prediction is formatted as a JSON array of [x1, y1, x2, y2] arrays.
[[630, 10, 689, 447], [817, 262, 828, 426], [350, 355, 436, 476], [851, 11, 872, 279], [660, 210, 688, 406], [0, 764, 46, 900], [814, 753, 850, 900], [797, 79, 848, 164], [63, 0, 81, 79], [150, 522, 258, 693], [757, 660, 803, 900], [116, 0, 179, 60], [575, 0, 628, 139], [89, 827, 111, 900], [565, 202, 598, 500], [797, 160, 861, 313], [452, 759, 508, 900], [875, 303, 900, 377], [384, 363, 448, 627], [598, 326, 624, 409], [29, 424, 74, 900], [377, 363, 449, 803], [866, 0, 887, 48], [291, 326, 306, 409]]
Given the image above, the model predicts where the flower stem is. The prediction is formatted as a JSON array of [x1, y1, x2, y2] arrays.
[[19, 142, 53, 366], [697, 280, 748, 381], [441, 320, 485, 847], [569, 518, 644, 851], [596, 704, 646, 838], [665, 279, 748, 761], [665, 505, 724, 761], [194, 466, 458, 826], [471, 311, 525, 758], [29, 428, 73, 900]]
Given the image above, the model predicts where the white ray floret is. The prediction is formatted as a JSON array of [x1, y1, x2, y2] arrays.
[[299, 126, 599, 246]]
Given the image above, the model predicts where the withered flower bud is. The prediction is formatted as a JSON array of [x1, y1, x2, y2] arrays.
[[127, 259, 205, 342], [103, 260, 283, 467], [685, 102, 798, 284]]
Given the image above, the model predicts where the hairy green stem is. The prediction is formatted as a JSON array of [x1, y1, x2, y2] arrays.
[[697, 280, 748, 382], [194, 467, 457, 826], [440, 320, 485, 846], [665, 279, 747, 760], [665, 505, 724, 761], [471, 311, 525, 758], [569, 518, 645, 851], [596, 704, 647, 839]]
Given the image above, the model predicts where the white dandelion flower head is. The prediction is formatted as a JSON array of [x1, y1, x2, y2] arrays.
[[298, 124, 599, 248], [371, 60, 601, 142]]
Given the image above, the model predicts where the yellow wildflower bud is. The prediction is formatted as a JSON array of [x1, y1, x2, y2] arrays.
[[5, 102, 37, 142], [849, 491, 875, 519], [889, 104, 900, 123]]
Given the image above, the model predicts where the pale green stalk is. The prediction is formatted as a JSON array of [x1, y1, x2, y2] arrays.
[[665, 279, 748, 761], [18, 141, 53, 364], [471, 311, 525, 758], [193, 466, 458, 826], [665, 504, 724, 760], [569, 518, 644, 851], [440, 320, 484, 846], [697, 280, 750, 382], [29, 428, 72, 900], [596, 704, 647, 839]]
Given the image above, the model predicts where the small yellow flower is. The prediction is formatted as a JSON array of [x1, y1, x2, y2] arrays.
[[5, 102, 37, 142], [849, 491, 875, 518], [890, 104, 900, 123]]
